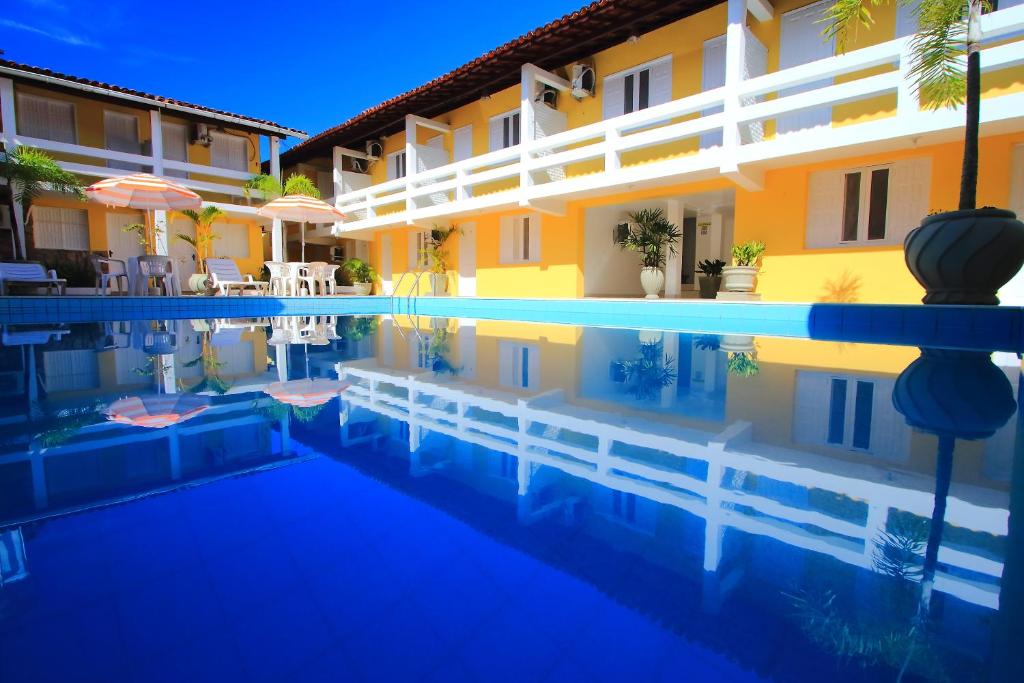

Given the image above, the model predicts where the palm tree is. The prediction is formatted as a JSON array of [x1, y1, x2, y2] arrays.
[[825, 0, 983, 211], [243, 172, 320, 201], [0, 146, 85, 259], [175, 205, 226, 276]]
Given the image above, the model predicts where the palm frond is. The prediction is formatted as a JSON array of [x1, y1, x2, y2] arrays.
[[243, 173, 284, 200], [282, 173, 320, 198], [0, 146, 86, 206], [821, 0, 887, 53], [911, 0, 970, 109]]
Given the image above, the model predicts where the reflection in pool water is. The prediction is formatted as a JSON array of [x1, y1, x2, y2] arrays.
[[0, 315, 1020, 682]]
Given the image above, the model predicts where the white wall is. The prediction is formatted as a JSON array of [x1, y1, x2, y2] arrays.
[[584, 199, 669, 297]]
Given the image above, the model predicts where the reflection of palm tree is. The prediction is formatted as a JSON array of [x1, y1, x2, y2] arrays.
[[621, 341, 676, 401], [183, 330, 231, 395], [427, 327, 461, 376]]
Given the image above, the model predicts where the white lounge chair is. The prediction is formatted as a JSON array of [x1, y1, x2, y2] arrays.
[[205, 258, 269, 296], [0, 262, 66, 296]]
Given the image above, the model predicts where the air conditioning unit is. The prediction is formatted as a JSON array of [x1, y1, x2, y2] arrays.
[[365, 139, 384, 160], [614, 221, 634, 245], [571, 64, 596, 99], [535, 85, 558, 108], [191, 123, 213, 146], [330, 245, 345, 262]]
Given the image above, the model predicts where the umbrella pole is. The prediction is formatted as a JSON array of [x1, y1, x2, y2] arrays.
[[301, 221, 306, 262]]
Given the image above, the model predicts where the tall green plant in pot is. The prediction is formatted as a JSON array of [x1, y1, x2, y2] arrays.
[[422, 224, 460, 295], [825, 0, 1024, 304], [174, 206, 225, 293], [343, 257, 376, 295], [619, 208, 682, 299], [721, 240, 765, 295]]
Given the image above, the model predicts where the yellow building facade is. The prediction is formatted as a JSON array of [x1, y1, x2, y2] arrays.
[[282, 0, 1024, 304]]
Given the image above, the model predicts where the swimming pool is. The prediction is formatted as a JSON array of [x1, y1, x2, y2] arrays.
[[0, 313, 1019, 682]]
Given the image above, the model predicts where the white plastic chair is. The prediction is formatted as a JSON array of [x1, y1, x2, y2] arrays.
[[265, 261, 291, 296], [91, 256, 128, 296]]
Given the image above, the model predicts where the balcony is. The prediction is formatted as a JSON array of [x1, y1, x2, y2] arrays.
[[327, 5, 1024, 236]]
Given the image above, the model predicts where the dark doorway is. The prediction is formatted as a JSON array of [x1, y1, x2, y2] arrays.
[[681, 216, 697, 285]]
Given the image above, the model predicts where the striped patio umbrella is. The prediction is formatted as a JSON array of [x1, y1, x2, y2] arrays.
[[257, 195, 346, 262], [264, 378, 349, 408], [105, 394, 210, 429], [86, 173, 202, 255]]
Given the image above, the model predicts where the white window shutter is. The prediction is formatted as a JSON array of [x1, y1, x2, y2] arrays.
[[453, 125, 473, 162], [895, 0, 921, 37], [602, 74, 625, 120], [488, 117, 504, 152], [806, 169, 845, 248], [741, 30, 769, 143], [701, 37, 727, 148], [499, 217, 513, 263], [527, 347, 540, 389], [528, 216, 541, 262], [650, 58, 673, 107], [793, 372, 831, 445], [886, 158, 931, 243]]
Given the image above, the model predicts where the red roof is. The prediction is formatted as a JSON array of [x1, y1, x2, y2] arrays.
[[282, 0, 714, 164], [0, 58, 306, 138]]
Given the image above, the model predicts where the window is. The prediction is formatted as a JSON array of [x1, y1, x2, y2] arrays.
[[499, 215, 540, 264], [488, 110, 520, 152], [498, 341, 539, 390], [162, 122, 188, 178], [602, 56, 672, 120], [42, 350, 99, 392], [32, 207, 89, 251], [104, 111, 142, 171], [16, 93, 76, 143], [806, 158, 930, 248], [386, 150, 407, 180], [794, 371, 910, 460], [210, 132, 249, 172], [211, 222, 250, 258], [408, 230, 430, 269]]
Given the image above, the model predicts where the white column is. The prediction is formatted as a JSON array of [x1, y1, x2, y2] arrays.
[[404, 116, 417, 214], [719, 0, 747, 177], [519, 66, 536, 193], [149, 109, 164, 176], [332, 146, 345, 199], [168, 426, 182, 480], [1, 77, 27, 259], [153, 210, 168, 255], [269, 136, 284, 262], [664, 200, 684, 297]]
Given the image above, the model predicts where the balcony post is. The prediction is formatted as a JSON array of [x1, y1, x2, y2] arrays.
[[0, 77, 27, 259], [720, 0, 746, 177], [269, 135, 284, 262], [149, 109, 164, 176], [897, 37, 918, 118], [519, 65, 536, 194], [405, 116, 417, 214]]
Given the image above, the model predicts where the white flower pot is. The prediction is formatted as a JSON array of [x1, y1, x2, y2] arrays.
[[638, 330, 663, 345], [719, 334, 755, 353], [352, 282, 372, 296], [721, 265, 758, 293], [640, 267, 665, 299]]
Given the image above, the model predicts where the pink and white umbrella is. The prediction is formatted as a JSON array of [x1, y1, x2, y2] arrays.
[[86, 173, 202, 254], [106, 394, 210, 429], [264, 378, 349, 408], [257, 195, 345, 262]]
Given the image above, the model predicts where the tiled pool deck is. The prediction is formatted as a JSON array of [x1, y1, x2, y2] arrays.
[[2, 295, 1022, 352]]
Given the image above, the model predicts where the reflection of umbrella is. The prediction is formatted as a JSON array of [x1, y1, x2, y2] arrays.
[[86, 173, 202, 253], [257, 195, 345, 263], [265, 378, 349, 408], [106, 394, 210, 429]]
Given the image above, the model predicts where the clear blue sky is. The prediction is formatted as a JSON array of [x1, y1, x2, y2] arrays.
[[0, 0, 587, 150]]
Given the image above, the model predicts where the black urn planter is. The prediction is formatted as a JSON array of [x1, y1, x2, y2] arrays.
[[904, 208, 1024, 305], [698, 275, 721, 299]]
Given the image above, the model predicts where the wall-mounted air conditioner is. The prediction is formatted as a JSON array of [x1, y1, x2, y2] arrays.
[[571, 64, 596, 99], [535, 85, 558, 109], [614, 221, 634, 245], [191, 123, 213, 146], [365, 140, 384, 160], [330, 245, 345, 262]]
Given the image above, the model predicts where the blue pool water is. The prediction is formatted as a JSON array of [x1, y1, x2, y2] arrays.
[[0, 315, 1020, 682]]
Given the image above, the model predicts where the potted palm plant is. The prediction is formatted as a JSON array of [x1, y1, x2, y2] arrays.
[[697, 258, 726, 299], [721, 240, 765, 294], [422, 224, 460, 295], [174, 206, 225, 293], [619, 208, 682, 299], [825, 0, 1024, 304], [343, 257, 376, 295]]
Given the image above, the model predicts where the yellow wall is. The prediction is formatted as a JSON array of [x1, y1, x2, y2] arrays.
[[735, 131, 1024, 304]]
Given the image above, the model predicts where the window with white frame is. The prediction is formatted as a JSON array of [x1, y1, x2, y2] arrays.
[[161, 122, 188, 178], [793, 371, 910, 460], [499, 215, 540, 264], [488, 110, 520, 152], [211, 221, 250, 258], [32, 206, 89, 251], [16, 93, 77, 143], [210, 132, 249, 172], [498, 341, 539, 390], [386, 150, 407, 180], [408, 229, 430, 269], [602, 56, 673, 120], [104, 110, 143, 171], [806, 158, 930, 248]]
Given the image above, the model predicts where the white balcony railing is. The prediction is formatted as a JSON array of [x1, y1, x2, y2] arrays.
[[339, 360, 1008, 610], [330, 5, 1024, 234]]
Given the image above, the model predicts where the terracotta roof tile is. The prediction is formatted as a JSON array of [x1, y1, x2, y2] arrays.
[[282, 0, 714, 165], [0, 58, 306, 137]]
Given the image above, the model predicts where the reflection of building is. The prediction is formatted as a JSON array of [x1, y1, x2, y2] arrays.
[[337, 319, 1015, 611]]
